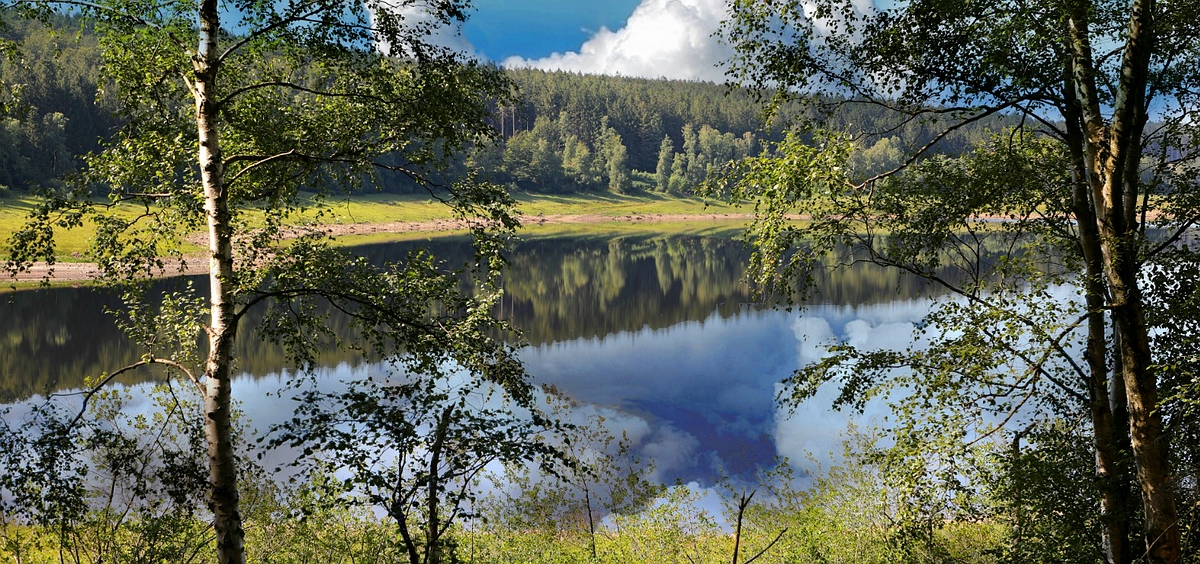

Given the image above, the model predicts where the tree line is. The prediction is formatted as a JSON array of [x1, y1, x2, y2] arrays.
[[0, 18, 1018, 197], [0, 16, 118, 194], [490, 69, 1016, 194]]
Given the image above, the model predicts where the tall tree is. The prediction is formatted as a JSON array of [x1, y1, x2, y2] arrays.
[[719, 0, 1200, 562], [3, 2, 522, 564], [656, 135, 674, 192]]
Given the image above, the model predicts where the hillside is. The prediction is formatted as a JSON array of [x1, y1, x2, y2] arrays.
[[0, 18, 1015, 197]]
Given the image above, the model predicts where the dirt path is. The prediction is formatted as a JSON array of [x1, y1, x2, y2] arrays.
[[6, 213, 757, 283], [312, 212, 755, 237]]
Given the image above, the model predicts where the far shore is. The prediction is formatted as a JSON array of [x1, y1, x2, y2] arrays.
[[5, 212, 759, 284]]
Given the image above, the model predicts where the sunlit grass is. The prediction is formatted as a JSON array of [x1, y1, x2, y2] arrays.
[[292, 192, 459, 224], [322, 219, 751, 248], [516, 219, 748, 239], [1, 191, 745, 261], [296, 191, 739, 223], [0, 194, 99, 260], [511, 192, 738, 217], [0, 194, 212, 261]]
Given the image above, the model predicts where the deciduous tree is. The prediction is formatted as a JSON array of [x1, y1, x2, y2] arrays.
[[2, 1, 524, 563], [718, 0, 1200, 562]]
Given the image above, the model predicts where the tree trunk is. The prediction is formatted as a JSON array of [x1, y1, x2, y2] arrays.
[[1077, 190, 1133, 564], [1066, 0, 1180, 559], [1106, 261, 1179, 563], [1065, 77, 1132, 564], [196, 0, 245, 561], [425, 406, 454, 564]]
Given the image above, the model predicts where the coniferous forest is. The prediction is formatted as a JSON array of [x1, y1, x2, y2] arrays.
[[0, 17, 1011, 197]]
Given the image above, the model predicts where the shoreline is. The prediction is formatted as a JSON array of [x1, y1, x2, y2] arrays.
[[6, 212, 758, 283]]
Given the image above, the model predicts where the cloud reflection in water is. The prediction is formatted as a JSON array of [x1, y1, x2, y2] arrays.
[[521, 298, 930, 486]]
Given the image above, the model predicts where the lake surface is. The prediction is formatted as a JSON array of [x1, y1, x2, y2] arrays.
[[0, 228, 934, 484]]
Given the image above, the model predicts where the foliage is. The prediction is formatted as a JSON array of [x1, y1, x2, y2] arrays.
[[0, 21, 1027, 199], [266, 345, 564, 564], [0, 0, 535, 562], [475, 388, 661, 560], [718, 0, 1200, 559], [0, 383, 220, 564], [709, 126, 1166, 560], [243, 468, 410, 563], [0, 15, 119, 192], [0, 405, 1020, 564], [735, 432, 1005, 564], [982, 423, 1112, 564], [712, 83, 1192, 564]]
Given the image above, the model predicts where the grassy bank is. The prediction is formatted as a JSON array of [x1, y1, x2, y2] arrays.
[[0, 192, 740, 262], [1, 483, 1005, 564]]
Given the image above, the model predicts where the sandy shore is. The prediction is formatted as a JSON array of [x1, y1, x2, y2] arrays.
[[6, 212, 757, 283], [311, 212, 755, 236]]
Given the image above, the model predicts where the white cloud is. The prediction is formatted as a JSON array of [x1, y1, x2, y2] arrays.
[[502, 0, 733, 82], [376, 5, 482, 59]]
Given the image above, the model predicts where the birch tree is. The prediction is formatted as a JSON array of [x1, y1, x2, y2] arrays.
[[2, 2, 523, 563]]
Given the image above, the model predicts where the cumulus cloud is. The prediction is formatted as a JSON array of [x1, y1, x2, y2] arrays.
[[376, 5, 482, 59], [502, 0, 733, 82]]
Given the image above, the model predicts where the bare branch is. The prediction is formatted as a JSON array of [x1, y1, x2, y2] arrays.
[[223, 149, 307, 184], [217, 80, 389, 108], [55, 356, 199, 429], [743, 528, 789, 564]]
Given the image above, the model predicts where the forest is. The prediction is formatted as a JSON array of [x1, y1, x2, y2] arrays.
[[0, 16, 1009, 197]]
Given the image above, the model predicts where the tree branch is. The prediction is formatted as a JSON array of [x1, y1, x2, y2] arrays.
[[217, 0, 328, 63], [55, 356, 200, 430], [217, 80, 389, 108]]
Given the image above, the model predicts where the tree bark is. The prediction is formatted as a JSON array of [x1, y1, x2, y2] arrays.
[[1065, 0, 1181, 560], [196, 0, 245, 561], [426, 406, 454, 564], [1064, 73, 1132, 564], [1108, 264, 1179, 564]]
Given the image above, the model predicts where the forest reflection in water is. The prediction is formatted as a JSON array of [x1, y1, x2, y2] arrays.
[[0, 230, 934, 401]]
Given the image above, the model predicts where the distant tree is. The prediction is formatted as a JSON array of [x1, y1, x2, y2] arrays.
[[847, 136, 904, 180], [681, 124, 700, 185], [562, 135, 598, 189], [697, 125, 737, 177], [668, 152, 688, 195], [598, 122, 631, 193], [656, 135, 674, 192]]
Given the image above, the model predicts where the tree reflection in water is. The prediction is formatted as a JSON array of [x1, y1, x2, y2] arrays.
[[1, 231, 952, 484]]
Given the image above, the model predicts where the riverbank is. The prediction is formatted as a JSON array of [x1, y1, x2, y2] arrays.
[[2, 191, 756, 283]]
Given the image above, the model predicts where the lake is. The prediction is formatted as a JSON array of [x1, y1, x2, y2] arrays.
[[0, 227, 935, 485]]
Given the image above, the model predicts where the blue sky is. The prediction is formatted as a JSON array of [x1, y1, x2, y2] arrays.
[[443, 0, 735, 82], [461, 0, 643, 61]]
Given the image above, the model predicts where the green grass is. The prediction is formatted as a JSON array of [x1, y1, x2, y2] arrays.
[[0, 191, 745, 262], [324, 219, 750, 248], [296, 193, 459, 224], [0, 195, 99, 260], [516, 219, 748, 239], [511, 191, 737, 217], [303, 191, 739, 223]]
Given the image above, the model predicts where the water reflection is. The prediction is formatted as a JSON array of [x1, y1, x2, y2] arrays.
[[521, 310, 796, 480], [2, 232, 932, 398], [1, 231, 934, 484]]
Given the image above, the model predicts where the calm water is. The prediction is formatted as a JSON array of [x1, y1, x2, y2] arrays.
[[0, 230, 934, 484]]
